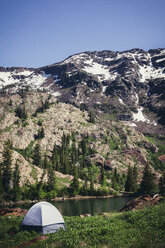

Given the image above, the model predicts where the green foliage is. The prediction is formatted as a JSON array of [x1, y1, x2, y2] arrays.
[[33, 99, 50, 116], [0, 202, 165, 248], [35, 127, 45, 139], [1, 140, 12, 194], [88, 111, 95, 123], [80, 103, 88, 111], [138, 164, 157, 194], [109, 135, 119, 150], [125, 166, 138, 193], [47, 163, 56, 193], [30, 167, 37, 181], [145, 134, 165, 170], [22, 121, 29, 128], [159, 173, 165, 195], [69, 166, 79, 196], [100, 165, 106, 186], [12, 160, 21, 201], [15, 105, 27, 120], [33, 144, 42, 167]]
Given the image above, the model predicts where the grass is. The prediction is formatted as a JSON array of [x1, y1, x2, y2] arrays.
[[0, 125, 12, 134], [0, 201, 165, 248], [30, 166, 38, 181], [56, 177, 71, 189], [79, 122, 92, 127], [145, 134, 165, 170]]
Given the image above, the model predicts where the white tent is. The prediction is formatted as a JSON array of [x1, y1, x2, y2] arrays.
[[21, 201, 66, 234]]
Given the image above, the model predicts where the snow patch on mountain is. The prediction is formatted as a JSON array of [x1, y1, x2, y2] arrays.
[[102, 86, 108, 93], [51, 91, 61, 97], [83, 61, 111, 81], [156, 58, 165, 63], [132, 107, 148, 122], [119, 98, 125, 105], [138, 64, 165, 82], [0, 70, 48, 90]]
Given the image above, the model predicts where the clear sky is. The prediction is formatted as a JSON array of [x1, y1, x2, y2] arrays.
[[0, 0, 165, 68]]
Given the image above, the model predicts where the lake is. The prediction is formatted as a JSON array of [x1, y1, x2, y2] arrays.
[[52, 196, 135, 216]]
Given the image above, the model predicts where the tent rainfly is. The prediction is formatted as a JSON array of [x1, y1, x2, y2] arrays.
[[21, 201, 66, 234]]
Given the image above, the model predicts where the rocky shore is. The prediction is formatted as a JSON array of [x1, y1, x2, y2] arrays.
[[0, 194, 162, 217]]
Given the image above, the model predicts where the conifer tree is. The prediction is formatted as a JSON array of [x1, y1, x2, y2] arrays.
[[89, 111, 95, 123], [159, 172, 165, 195], [81, 177, 88, 195], [139, 164, 156, 194], [15, 105, 27, 119], [90, 178, 94, 195], [13, 160, 21, 201], [69, 166, 79, 196], [100, 165, 106, 186], [132, 165, 138, 192], [0, 165, 3, 199], [1, 140, 12, 194], [43, 154, 48, 169], [47, 162, 56, 192], [125, 166, 134, 192], [33, 143, 42, 167], [40, 127, 45, 138], [81, 137, 87, 155], [56, 154, 60, 172], [111, 174, 118, 190]]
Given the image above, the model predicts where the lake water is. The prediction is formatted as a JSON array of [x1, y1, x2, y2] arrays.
[[52, 196, 134, 216]]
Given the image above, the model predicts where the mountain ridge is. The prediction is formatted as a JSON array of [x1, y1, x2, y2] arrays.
[[0, 48, 165, 134]]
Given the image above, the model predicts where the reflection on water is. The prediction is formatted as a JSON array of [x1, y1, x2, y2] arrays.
[[53, 196, 134, 216]]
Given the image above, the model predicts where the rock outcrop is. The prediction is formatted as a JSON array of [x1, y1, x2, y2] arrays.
[[119, 194, 160, 212], [0, 48, 165, 134]]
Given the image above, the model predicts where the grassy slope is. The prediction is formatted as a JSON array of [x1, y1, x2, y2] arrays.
[[0, 201, 165, 248]]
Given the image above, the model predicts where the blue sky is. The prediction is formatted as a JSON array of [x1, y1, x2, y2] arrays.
[[0, 0, 165, 68]]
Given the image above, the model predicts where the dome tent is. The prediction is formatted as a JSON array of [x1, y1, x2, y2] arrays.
[[21, 201, 66, 234]]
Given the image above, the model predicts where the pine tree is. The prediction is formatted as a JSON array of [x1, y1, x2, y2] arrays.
[[125, 166, 134, 192], [100, 165, 106, 186], [40, 127, 45, 138], [111, 174, 118, 190], [56, 154, 60, 171], [15, 105, 27, 119], [13, 160, 21, 201], [139, 164, 157, 194], [159, 172, 165, 195], [81, 177, 88, 195], [132, 165, 138, 192], [69, 166, 79, 196], [47, 162, 56, 192], [1, 140, 12, 194], [0, 165, 3, 199], [62, 133, 67, 148], [90, 178, 94, 195], [33, 143, 42, 167], [80, 137, 87, 155], [89, 112, 95, 123], [43, 154, 48, 169]]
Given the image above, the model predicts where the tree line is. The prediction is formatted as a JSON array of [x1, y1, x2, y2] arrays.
[[0, 135, 165, 202]]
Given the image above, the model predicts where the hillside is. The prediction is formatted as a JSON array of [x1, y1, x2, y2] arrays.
[[0, 48, 165, 135], [0, 48, 165, 196], [0, 201, 165, 247], [0, 91, 164, 193]]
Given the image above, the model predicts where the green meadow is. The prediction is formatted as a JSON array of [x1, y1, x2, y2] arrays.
[[0, 200, 165, 248]]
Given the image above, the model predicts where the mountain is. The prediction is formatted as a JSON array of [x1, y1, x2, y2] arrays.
[[0, 91, 163, 188], [0, 48, 165, 135], [0, 48, 165, 195]]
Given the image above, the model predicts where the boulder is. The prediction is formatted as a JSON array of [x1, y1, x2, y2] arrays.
[[119, 194, 160, 212]]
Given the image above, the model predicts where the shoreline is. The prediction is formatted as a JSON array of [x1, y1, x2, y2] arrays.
[[0, 193, 135, 208]]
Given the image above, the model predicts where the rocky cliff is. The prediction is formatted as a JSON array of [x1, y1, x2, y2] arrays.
[[0, 48, 165, 134], [0, 48, 165, 189]]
